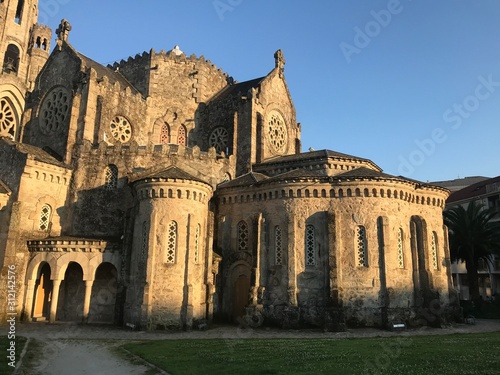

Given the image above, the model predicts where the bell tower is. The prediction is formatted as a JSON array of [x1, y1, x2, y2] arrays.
[[0, 0, 51, 140]]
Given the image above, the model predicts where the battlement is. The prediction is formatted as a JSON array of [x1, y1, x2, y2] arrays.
[[108, 48, 230, 81], [32, 23, 52, 33], [78, 140, 235, 167]]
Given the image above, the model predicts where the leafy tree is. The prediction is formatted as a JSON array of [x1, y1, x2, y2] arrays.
[[444, 201, 500, 303]]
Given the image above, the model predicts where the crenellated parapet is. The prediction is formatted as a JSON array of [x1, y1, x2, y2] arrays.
[[75, 141, 236, 189], [29, 24, 52, 53]]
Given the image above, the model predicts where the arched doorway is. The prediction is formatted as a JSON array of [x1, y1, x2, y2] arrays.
[[32, 263, 52, 321], [89, 263, 118, 323], [232, 274, 250, 322], [57, 262, 85, 321], [227, 261, 252, 323]]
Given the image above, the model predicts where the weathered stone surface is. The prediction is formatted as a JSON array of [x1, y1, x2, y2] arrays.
[[0, 1, 460, 330]]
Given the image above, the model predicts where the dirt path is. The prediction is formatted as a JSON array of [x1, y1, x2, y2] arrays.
[[16, 339, 157, 375], [6, 319, 500, 375]]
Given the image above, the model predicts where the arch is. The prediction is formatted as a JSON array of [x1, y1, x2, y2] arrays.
[[430, 231, 439, 270], [356, 225, 368, 267], [305, 224, 315, 266], [57, 262, 85, 321], [321, 189, 326, 198], [347, 188, 352, 197], [104, 164, 118, 190], [364, 188, 369, 197], [166, 221, 177, 263], [177, 124, 187, 146], [275, 225, 283, 265], [237, 220, 249, 251], [15, 0, 24, 24], [160, 122, 170, 144], [39, 204, 52, 231], [355, 188, 361, 197], [88, 262, 118, 323], [3, 44, 20, 73], [228, 261, 251, 322], [194, 223, 201, 264], [329, 189, 335, 198], [397, 227, 404, 268], [31, 262, 52, 321], [372, 188, 377, 197]]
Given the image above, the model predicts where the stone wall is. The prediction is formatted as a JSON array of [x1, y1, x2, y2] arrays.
[[125, 178, 213, 329], [216, 174, 452, 328]]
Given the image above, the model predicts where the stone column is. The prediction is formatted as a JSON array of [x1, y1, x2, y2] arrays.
[[49, 279, 62, 323], [23, 278, 36, 321], [82, 280, 94, 323]]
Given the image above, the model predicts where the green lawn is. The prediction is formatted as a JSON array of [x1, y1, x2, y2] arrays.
[[123, 332, 500, 375], [0, 336, 27, 375]]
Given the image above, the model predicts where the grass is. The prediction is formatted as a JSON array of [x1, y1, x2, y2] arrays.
[[0, 335, 27, 375], [123, 332, 500, 375]]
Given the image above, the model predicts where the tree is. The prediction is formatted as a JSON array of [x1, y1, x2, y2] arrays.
[[444, 201, 500, 303]]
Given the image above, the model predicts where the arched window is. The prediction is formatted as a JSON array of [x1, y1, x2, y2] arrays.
[[39, 204, 52, 231], [141, 221, 148, 264], [238, 220, 248, 252], [194, 223, 201, 264], [3, 44, 20, 74], [356, 225, 368, 267], [166, 221, 177, 264], [15, 0, 24, 24], [177, 125, 187, 146], [275, 225, 283, 265], [305, 224, 315, 266], [104, 164, 118, 190], [397, 228, 404, 268], [431, 231, 438, 270], [160, 122, 170, 144]]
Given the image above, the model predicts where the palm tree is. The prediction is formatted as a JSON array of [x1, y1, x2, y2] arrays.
[[444, 201, 500, 303]]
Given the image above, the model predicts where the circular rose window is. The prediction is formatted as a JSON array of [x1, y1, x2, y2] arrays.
[[209, 127, 228, 153], [0, 98, 17, 137], [267, 111, 287, 154], [109, 116, 132, 143], [39, 87, 70, 134]]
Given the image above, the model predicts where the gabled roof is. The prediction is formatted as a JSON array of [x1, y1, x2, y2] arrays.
[[76, 51, 141, 95], [208, 76, 266, 102], [217, 172, 268, 188], [0, 138, 68, 168], [447, 175, 500, 204], [131, 166, 207, 184]]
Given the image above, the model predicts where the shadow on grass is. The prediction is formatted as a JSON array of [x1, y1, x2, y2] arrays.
[[122, 332, 500, 375]]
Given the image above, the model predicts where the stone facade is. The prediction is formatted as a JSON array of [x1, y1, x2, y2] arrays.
[[0, 1, 460, 330]]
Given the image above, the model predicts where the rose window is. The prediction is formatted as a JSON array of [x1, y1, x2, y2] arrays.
[[209, 127, 228, 153], [39, 87, 70, 134], [0, 98, 16, 137], [267, 112, 287, 154], [109, 116, 132, 143]]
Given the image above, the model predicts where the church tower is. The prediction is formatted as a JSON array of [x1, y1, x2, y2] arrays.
[[0, 0, 50, 140]]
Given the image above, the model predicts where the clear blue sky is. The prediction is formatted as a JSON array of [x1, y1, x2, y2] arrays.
[[41, 0, 500, 183]]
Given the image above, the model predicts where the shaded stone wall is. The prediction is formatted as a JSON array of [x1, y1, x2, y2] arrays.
[[216, 177, 451, 328]]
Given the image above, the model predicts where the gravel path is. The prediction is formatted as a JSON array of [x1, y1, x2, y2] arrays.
[[4, 319, 500, 375]]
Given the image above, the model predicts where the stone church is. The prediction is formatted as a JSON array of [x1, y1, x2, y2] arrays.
[[0, 0, 459, 330]]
